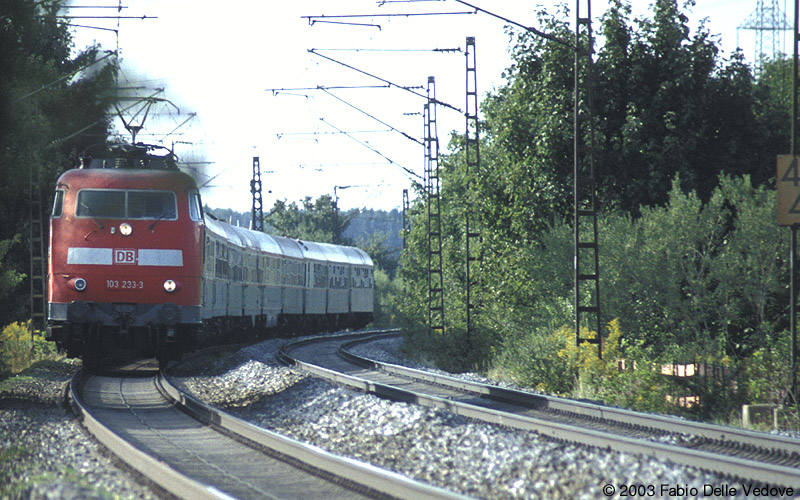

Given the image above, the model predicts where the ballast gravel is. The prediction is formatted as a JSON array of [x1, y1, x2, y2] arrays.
[[1, 337, 783, 499], [168, 337, 743, 500], [0, 360, 159, 500]]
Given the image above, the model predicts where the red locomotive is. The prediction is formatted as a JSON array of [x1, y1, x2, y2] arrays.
[[46, 144, 374, 366], [47, 145, 204, 364]]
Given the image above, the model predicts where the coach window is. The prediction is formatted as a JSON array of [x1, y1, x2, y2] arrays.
[[205, 236, 215, 274], [215, 242, 227, 278], [247, 254, 256, 283], [232, 249, 242, 281], [52, 189, 64, 218]]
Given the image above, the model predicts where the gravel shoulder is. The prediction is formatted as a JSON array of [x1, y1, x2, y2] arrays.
[[1, 336, 768, 500], [170, 336, 733, 500], [0, 359, 160, 500]]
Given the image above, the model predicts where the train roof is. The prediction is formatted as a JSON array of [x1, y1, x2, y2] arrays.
[[56, 167, 198, 192], [79, 143, 179, 170], [205, 217, 284, 255], [204, 216, 373, 267], [332, 244, 373, 267], [269, 235, 305, 259], [297, 240, 348, 265]]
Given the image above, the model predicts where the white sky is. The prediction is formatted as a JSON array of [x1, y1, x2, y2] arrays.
[[66, 0, 785, 213]]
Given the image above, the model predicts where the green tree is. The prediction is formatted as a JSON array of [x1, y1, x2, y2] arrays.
[[264, 195, 356, 244], [0, 0, 118, 327], [592, 0, 784, 212], [397, 0, 792, 389], [486, 176, 787, 418], [372, 267, 401, 327], [479, 8, 575, 241], [356, 232, 400, 279], [753, 55, 794, 161]]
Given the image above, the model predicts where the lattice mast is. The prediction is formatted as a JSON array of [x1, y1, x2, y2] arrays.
[[251, 156, 264, 232], [29, 163, 46, 332], [23, 88, 46, 334], [574, 0, 602, 357], [464, 36, 482, 342], [425, 77, 445, 336], [739, 0, 791, 71]]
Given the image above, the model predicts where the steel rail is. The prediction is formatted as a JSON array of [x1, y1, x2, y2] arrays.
[[279, 331, 800, 489], [341, 331, 800, 459], [69, 369, 229, 500], [70, 360, 469, 500], [158, 370, 471, 500]]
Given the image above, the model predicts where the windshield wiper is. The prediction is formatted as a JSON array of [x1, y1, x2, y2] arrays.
[[148, 211, 173, 231], [79, 202, 105, 229], [80, 202, 106, 240]]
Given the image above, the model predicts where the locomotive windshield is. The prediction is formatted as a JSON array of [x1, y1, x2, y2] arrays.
[[76, 189, 177, 220]]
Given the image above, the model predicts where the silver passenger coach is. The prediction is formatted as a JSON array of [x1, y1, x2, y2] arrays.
[[202, 217, 374, 334]]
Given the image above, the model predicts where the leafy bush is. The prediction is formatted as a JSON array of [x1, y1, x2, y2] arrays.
[[491, 325, 574, 395], [373, 267, 402, 327], [399, 146, 788, 418], [0, 235, 25, 329], [742, 331, 793, 405], [0, 321, 57, 378], [492, 319, 665, 410], [599, 175, 787, 358], [553, 320, 625, 399]]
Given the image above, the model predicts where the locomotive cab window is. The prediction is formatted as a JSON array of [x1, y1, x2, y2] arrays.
[[77, 190, 125, 218], [76, 189, 177, 220], [51, 189, 64, 218], [189, 191, 203, 222], [128, 191, 176, 219]]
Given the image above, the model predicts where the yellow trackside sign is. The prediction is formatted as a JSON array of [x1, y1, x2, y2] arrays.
[[777, 155, 800, 226]]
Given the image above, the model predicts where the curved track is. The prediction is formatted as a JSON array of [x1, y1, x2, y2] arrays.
[[279, 330, 800, 490], [69, 359, 468, 500]]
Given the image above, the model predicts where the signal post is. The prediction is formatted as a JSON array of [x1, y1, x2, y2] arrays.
[[778, 155, 800, 405]]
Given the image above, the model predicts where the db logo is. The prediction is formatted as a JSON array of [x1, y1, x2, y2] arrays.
[[114, 249, 136, 265]]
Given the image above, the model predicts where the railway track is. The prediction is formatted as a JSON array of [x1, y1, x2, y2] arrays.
[[69, 358, 468, 500], [279, 330, 800, 491]]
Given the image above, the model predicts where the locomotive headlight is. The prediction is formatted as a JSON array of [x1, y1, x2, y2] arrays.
[[71, 277, 87, 292], [119, 222, 133, 236], [163, 279, 177, 293]]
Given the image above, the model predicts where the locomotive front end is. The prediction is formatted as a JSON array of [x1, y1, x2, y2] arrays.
[[47, 147, 204, 365]]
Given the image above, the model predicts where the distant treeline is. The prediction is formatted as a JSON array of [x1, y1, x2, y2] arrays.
[[204, 205, 404, 250], [344, 209, 403, 250]]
